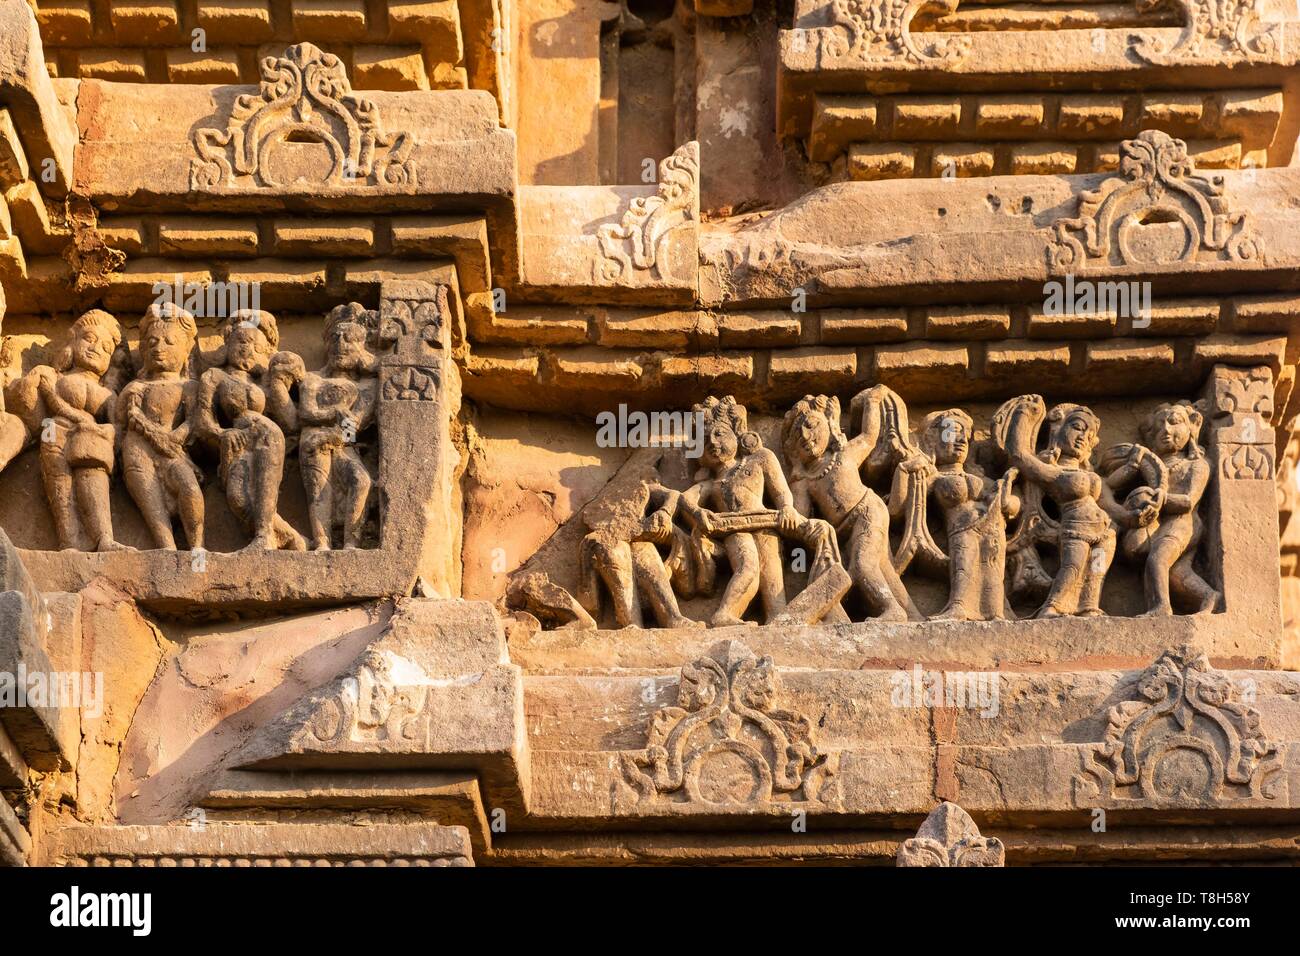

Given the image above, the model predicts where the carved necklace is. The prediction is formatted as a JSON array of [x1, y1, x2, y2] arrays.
[[794, 445, 842, 482]]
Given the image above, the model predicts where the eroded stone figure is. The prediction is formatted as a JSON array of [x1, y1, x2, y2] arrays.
[[0, 311, 132, 551], [578, 479, 701, 629], [918, 409, 1020, 621], [995, 397, 1119, 618], [1102, 401, 1219, 615], [194, 311, 305, 552], [680, 396, 805, 627], [117, 303, 206, 551], [297, 303, 378, 550], [782, 393, 920, 622]]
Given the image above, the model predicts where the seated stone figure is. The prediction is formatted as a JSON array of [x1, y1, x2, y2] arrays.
[[0, 310, 132, 551], [578, 479, 702, 630], [681, 396, 839, 627], [297, 303, 379, 550], [117, 302, 206, 551], [194, 311, 305, 552]]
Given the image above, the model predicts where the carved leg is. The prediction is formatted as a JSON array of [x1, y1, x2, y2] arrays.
[[1040, 538, 1091, 617], [124, 459, 176, 550], [712, 532, 760, 627], [302, 447, 333, 550], [167, 458, 205, 551], [631, 541, 699, 628], [76, 466, 131, 552], [39, 440, 82, 550], [754, 530, 787, 622], [1139, 535, 1181, 616], [1077, 534, 1114, 616], [592, 539, 640, 628], [1169, 550, 1219, 614], [847, 516, 914, 622], [247, 420, 286, 548], [339, 451, 371, 549], [933, 529, 980, 622]]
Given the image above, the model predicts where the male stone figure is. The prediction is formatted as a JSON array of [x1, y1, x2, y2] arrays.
[[117, 302, 206, 551], [298, 303, 378, 550]]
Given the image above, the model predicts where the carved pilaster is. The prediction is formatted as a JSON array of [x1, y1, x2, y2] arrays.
[[1201, 365, 1280, 646], [377, 280, 461, 597]]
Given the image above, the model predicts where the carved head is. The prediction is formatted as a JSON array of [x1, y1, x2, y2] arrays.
[[782, 395, 845, 467], [1046, 403, 1101, 464], [694, 396, 760, 470], [1140, 401, 1204, 460], [921, 409, 973, 467], [223, 310, 280, 374], [324, 303, 377, 376], [139, 302, 198, 376], [58, 309, 122, 378], [266, 350, 306, 387], [677, 657, 727, 713]]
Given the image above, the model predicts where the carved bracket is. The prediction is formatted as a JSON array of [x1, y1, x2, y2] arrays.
[[825, 0, 972, 65], [190, 43, 417, 190], [619, 640, 839, 806], [1075, 644, 1283, 807], [1049, 131, 1261, 272], [597, 142, 700, 283], [897, 802, 1005, 866]]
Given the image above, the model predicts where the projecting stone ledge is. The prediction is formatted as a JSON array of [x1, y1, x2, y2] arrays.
[[46, 823, 473, 866]]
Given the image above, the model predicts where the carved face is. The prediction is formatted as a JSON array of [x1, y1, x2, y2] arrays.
[[328, 321, 369, 373], [702, 420, 738, 468], [1055, 412, 1097, 461], [70, 322, 117, 377], [1148, 406, 1192, 457], [141, 320, 192, 375], [791, 410, 830, 463], [226, 324, 266, 373], [932, 415, 970, 467]]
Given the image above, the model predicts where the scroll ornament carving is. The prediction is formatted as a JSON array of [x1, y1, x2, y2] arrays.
[[620, 641, 838, 805], [1077, 645, 1281, 805], [304, 650, 430, 747], [1049, 131, 1260, 272], [597, 142, 699, 283], [896, 802, 1005, 867], [826, 0, 972, 65], [1130, 0, 1279, 64], [190, 43, 417, 190]]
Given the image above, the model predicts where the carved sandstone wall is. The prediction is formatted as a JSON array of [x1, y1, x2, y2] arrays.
[[0, 0, 1299, 867]]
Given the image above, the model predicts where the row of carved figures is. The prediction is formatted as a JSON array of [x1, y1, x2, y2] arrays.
[[0, 303, 380, 553], [555, 388, 1218, 629]]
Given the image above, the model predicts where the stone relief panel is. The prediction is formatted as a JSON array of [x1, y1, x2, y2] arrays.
[[1074, 644, 1282, 807], [0, 292, 438, 555], [507, 376, 1244, 632]]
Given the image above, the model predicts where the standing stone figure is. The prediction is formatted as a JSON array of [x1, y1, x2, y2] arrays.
[[1103, 401, 1218, 615], [117, 303, 206, 551], [781, 393, 920, 622], [918, 409, 1019, 621], [0, 311, 132, 551], [297, 303, 378, 550], [194, 311, 305, 551], [995, 396, 1120, 618]]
